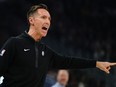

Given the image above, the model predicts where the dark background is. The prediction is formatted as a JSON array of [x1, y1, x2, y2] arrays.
[[0, 0, 116, 87]]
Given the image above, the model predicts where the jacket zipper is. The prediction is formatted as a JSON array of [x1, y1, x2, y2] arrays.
[[35, 42, 39, 68]]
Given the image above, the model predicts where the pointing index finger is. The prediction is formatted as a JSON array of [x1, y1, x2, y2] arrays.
[[110, 63, 116, 66]]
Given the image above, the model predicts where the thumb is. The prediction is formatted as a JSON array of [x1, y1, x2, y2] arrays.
[[104, 68, 110, 74]]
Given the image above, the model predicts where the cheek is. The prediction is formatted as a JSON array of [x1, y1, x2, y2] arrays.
[[34, 19, 42, 26], [34, 23, 42, 30], [34, 21, 40, 26]]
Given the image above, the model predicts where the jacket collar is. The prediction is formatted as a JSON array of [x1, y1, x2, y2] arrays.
[[21, 31, 41, 44]]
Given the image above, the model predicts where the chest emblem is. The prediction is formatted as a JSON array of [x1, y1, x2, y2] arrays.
[[24, 49, 30, 52]]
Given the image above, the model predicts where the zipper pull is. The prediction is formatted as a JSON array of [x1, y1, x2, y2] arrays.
[[42, 51, 44, 56]]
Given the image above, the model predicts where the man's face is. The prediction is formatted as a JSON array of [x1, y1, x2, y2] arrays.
[[29, 8, 51, 37], [57, 70, 69, 86]]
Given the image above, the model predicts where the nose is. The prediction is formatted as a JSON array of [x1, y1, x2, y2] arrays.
[[45, 18, 50, 27], [46, 18, 50, 24]]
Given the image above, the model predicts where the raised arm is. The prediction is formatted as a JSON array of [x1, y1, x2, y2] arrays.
[[49, 50, 96, 69], [49, 48, 116, 74]]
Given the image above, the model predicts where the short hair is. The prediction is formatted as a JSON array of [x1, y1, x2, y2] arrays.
[[27, 4, 49, 19]]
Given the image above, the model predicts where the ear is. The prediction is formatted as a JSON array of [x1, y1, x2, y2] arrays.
[[29, 17, 34, 25]]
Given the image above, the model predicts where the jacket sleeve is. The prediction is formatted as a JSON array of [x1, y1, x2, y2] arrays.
[[0, 37, 15, 76], [49, 48, 96, 69]]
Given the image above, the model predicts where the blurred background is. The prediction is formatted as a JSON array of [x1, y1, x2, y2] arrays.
[[0, 0, 116, 87]]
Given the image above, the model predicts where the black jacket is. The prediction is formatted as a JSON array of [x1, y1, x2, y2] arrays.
[[0, 32, 96, 87]]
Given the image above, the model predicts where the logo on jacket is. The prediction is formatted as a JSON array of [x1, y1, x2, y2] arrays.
[[42, 51, 44, 56], [0, 49, 6, 56], [24, 49, 30, 52]]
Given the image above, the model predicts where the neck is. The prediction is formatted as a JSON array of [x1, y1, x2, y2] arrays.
[[28, 27, 42, 41], [57, 82, 66, 87]]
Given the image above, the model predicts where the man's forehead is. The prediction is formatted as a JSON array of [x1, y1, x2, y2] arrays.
[[37, 9, 51, 17]]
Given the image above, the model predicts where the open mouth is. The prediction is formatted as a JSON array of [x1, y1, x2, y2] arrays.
[[42, 27, 47, 31]]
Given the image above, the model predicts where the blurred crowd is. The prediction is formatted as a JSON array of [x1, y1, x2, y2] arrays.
[[0, 0, 116, 87]]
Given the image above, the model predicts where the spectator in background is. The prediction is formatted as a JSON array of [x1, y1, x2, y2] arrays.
[[52, 70, 69, 87]]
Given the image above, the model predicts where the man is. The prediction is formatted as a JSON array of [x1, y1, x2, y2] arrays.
[[52, 70, 69, 87], [0, 4, 116, 87]]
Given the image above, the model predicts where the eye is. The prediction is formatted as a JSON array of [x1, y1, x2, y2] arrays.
[[40, 15, 51, 22], [41, 16, 47, 19], [49, 17, 51, 21]]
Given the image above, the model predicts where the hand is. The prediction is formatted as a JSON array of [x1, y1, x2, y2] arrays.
[[96, 61, 116, 74]]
